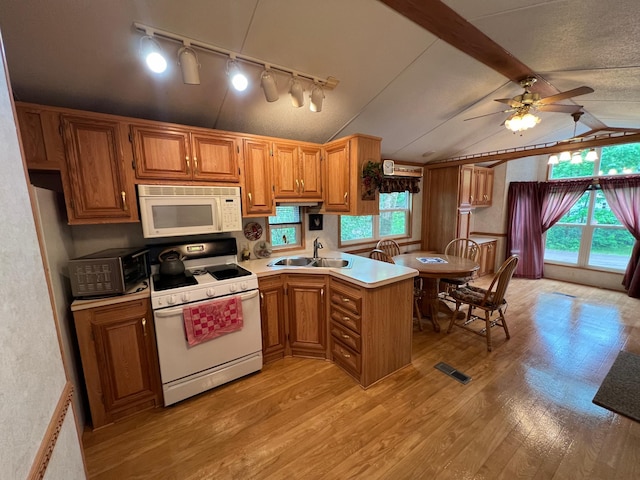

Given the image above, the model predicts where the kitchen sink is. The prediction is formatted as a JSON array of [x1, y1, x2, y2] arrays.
[[268, 257, 314, 266], [267, 257, 352, 268], [312, 258, 351, 268]]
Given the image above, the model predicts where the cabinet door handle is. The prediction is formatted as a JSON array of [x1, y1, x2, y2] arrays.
[[248, 192, 253, 206], [186, 156, 190, 173], [321, 288, 324, 301], [342, 351, 351, 359], [121, 191, 128, 211], [343, 316, 350, 322], [142, 317, 147, 337], [300, 179, 305, 192], [470, 195, 474, 202], [194, 157, 199, 174], [260, 292, 264, 305], [342, 297, 350, 303], [341, 333, 351, 340], [344, 192, 348, 204], [295, 179, 300, 193]]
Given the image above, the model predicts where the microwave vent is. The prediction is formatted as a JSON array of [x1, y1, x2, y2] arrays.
[[138, 185, 240, 197]]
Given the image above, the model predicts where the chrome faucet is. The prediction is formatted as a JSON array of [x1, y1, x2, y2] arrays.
[[313, 237, 324, 259]]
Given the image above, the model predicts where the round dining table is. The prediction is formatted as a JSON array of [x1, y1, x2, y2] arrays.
[[393, 251, 480, 332]]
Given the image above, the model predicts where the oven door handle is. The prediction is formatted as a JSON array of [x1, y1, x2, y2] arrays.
[[154, 290, 259, 318]]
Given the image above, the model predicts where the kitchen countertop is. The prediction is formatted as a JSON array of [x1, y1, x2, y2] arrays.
[[70, 279, 151, 311], [240, 250, 418, 289]]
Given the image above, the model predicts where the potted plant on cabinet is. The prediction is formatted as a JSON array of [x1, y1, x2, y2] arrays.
[[361, 161, 383, 200]]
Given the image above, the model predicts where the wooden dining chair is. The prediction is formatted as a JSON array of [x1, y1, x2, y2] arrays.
[[376, 239, 401, 258], [440, 238, 480, 298], [446, 255, 519, 351], [369, 248, 425, 331], [369, 248, 394, 263]]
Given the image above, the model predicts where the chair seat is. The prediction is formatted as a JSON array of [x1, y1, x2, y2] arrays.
[[450, 285, 505, 310]]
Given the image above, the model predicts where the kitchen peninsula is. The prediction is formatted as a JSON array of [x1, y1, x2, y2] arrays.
[[245, 250, 418, 388]]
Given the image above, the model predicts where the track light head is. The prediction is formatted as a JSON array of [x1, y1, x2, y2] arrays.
[[140, 35, 167, 74], [227, 58, 248, 91], [310, 85, 325, 112], [260, 68, 279, 102], [289, 76, 304, 108], [178, 46, 200, 85]]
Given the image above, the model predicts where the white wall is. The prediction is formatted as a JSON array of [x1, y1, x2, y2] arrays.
[[0, 35, 84, 478]]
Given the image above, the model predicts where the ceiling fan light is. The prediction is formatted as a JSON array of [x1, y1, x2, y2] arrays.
[[289, 77, 304, 108], [178, 46, 200, 85], [505, 114, 521, 132], [547, 154, 559, 165], [559, 151, 572, 161], [571, 151, 583, 164], [260, 68, 279, 102], [585, 148, 598, 161], [521, 113, 540, 129]]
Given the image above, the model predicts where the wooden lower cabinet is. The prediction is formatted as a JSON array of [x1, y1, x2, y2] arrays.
[[259, 273, 413, 388], [477, 240, 497, 277], [72, 297, 162, 429], [258, 275, 287, 363], [287, 275, 327, 358], [329, 277, 413, 388], [259, 274, 327, 362]]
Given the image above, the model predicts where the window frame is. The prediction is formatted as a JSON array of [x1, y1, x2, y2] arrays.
[[544, 145, 636, 273], [338, 192, 413, 247], [266, 206, 306, 252]]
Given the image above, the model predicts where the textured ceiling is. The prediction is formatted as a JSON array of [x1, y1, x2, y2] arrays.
[[0, 0, 638, 164]]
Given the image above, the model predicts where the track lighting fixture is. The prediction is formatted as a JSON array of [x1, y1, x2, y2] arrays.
[[134, 22, 340, 111], [140, 35, 167, 74], [585, 148, 598, 161], [547, 154, 559, 165], [178, 45, 200, 85], [260, 67, 279, 102], [559, 151, 572, 161], [290, 76, 304, 108], [570, 151, 583, 164], [227, 57, 248, 92], [310, 85, 325, 112]]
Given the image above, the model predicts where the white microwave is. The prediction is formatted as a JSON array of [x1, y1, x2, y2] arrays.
[[138, 185, 243, 238]]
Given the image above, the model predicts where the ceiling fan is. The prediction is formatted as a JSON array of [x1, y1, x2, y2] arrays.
[[465, 77, 594, 129]]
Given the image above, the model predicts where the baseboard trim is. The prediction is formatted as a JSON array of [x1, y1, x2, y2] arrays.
[[28, 381, 74, 480]]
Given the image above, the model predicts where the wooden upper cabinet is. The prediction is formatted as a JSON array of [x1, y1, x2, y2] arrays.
[[130, 125, 191, 181], [61, 115, 138, 224], [459, 165, 474, 208], [15, 104, 66, 170], [191, 132, 239, 182], [130, 124, 240, 183], [273, 141, 322, 201], [474, 167, 494, 206], [322, 140, 351, 213], [321, 134, 381, 215], [242, 138, 274, 216]]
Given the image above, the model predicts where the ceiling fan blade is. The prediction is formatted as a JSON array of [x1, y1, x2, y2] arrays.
[[536, 104, 583, 113], [537, 86, 594, 104], [464, 110, 512, 121], [495, 98, 523, 108]]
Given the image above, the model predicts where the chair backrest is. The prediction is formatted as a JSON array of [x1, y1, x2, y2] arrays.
[[481, 255, 519, 307], [444, 238, 480, 262], [376, 239, 401, 258], [369, 249, 395, 264]]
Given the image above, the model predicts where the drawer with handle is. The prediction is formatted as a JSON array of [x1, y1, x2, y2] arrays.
[[331, 337, 361, 377], [329, 282, 362, 316], [330, 305, 361, 334], [330, 320, 361, 353]]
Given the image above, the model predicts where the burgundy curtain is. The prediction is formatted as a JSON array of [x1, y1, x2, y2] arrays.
[[507, 180, 590, 279], [599, 176, 640, 298], [540, 179, 592, 232], [507, 182, 543, 278]]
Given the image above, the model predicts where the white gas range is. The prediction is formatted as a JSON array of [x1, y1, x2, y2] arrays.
[[149, 238, 262, 406]]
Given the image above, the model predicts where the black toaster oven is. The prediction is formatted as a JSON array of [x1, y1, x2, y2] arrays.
[[68, 246, 149, 298]]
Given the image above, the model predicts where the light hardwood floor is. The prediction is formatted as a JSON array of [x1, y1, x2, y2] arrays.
[[83, 277, 640, 479]]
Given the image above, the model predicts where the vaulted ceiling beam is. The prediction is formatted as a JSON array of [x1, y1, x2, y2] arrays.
[[379, 0, 606, 130]]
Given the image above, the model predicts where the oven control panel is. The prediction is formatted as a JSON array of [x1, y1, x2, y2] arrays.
[[151, 276, 259, 310]]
